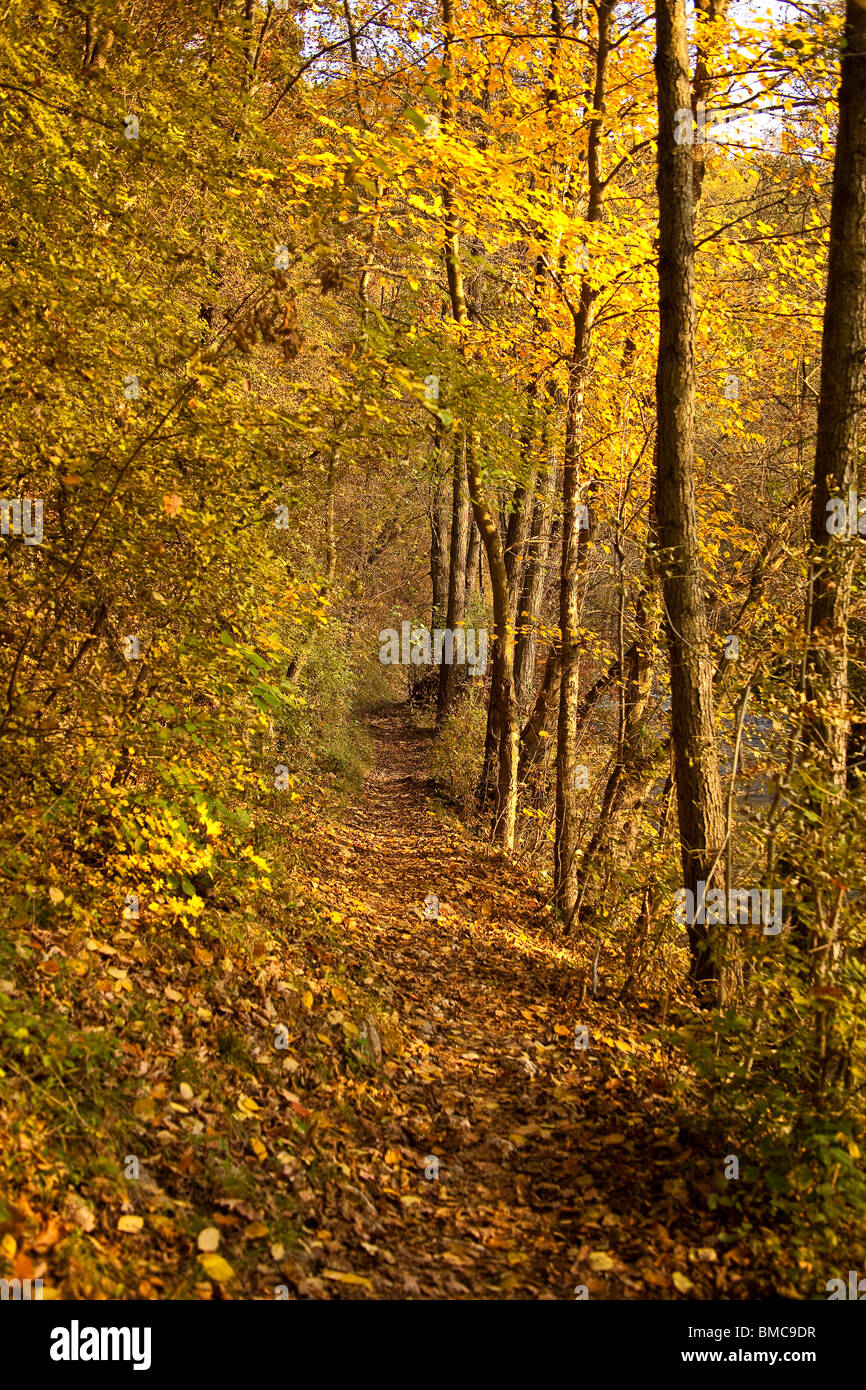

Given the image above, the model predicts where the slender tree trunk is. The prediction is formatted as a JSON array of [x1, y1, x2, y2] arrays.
[[579, 8, 735, 934], [430, 468, 450, 629], [440, 0, 518, 848], [803, 0, 866, 790], [478, 633, 502, 806], [514, 453, 558, 709], [581, 0, 728, 901], [575, 529, 663, 909], [464, 513, 481, 600], [554, 0, 614, 926], [690, 0, 730, 206], [479, 452, 537, 802], [554, 324, 590, 922], [486, 0, 563, 810], [519, 644, 561, 783], [654, 0, 726, 997], [325, 447, 337, 583], [436, 438, 470, 721], [505, 396, 540, 613], [509, 0, 563, 718]]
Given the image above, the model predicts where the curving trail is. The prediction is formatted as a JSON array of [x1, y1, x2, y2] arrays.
[[291, 704, 737, 1300]]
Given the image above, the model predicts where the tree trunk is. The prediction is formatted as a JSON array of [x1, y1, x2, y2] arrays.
[[325, 447, 337, 584], [430, 466, 450, 629], [436, 438, 470, 722], [554, 323, 590, 923], [440, 0, 518, 848], [803, 0, 866, 791], [479, 455, 537, 803], [580, 0, 728, 904], [554, 0, 614, 927], [464, 513, 481, 601], [654, 0, 726, 997], [514, 452, 558, 709]]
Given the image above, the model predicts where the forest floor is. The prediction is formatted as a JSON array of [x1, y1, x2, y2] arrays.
[[0, 702, 771, 1300], [274, 703, 754, 1299]]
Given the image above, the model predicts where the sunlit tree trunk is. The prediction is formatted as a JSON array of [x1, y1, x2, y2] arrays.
[[554, 0, 614, 926], [654, 0, 726, 996], [441, 0, 518, 848], [514, 452, 558, 710]]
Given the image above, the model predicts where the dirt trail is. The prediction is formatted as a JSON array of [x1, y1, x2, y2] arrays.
[[301, 704, 729, 1299]]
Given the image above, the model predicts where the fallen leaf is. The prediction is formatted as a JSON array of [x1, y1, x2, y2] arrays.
[[672, 1271, 695, 1294], [587, 1251, 614, 1272], [117, 1215, 144, 1234], [33, 1217, 64, 1250], [86, 938, 116, 955], [199, 1253, 236, 1283], [322, 1269, 373, 1289]]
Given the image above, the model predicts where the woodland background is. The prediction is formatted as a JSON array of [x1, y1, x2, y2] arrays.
[[0, 0, 864, 1299]]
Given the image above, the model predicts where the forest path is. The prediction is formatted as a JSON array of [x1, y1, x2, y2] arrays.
[[298, 702, 728, 1299]]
